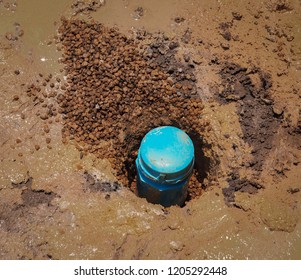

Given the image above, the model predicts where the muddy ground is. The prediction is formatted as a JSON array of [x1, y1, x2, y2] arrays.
[[0, 0, 301, 259]]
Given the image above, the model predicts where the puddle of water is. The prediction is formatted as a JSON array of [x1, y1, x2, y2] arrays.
[[0, 0, 73, 72], [92, 0, 182, 34]]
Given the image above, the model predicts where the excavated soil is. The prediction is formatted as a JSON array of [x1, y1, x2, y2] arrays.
[[57, 19, 212, 200], [0, 0, 301, 259]]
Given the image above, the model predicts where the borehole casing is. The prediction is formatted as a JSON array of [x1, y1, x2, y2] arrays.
[[136, 126, 194, 207]]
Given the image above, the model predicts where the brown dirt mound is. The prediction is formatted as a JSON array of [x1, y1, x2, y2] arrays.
[[56, 19, 214, 202]]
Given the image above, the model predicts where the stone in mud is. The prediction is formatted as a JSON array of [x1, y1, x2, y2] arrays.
[[222, 31, 232, 41], [232, 12, 243, 20], [13, 95, 19, 101], [169, 41, 179, 50], [133, 7, 144, 20], [174, 17, 185, 24], [260, 200, 299, 233], [181, 28, 192, 43], [11, 177, 33, 189], [17, 30, 24, 37], [83, 172, 121, 193], [272, 104, 284, 116], [169, 240, 184, 252], [5, 32, 17, 41], [219, 22, 233, 41], [267, 0, 293, 13], [233, 192, 254, 211], [221, 43, 230, 50], [183, 53, 191, 62], [287, 188, 300, 194], [71, 0, 105, 15], [192, 57, 203, 65]]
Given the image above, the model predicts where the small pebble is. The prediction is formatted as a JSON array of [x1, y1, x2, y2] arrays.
[[43, 125, 50, 133], [272, 104, 284, 116]]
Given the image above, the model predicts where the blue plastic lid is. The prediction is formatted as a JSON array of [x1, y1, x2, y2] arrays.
[[137, 126, 194, 184]]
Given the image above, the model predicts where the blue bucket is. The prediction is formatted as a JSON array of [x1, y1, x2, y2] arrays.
[[136, 126, 194, 207]]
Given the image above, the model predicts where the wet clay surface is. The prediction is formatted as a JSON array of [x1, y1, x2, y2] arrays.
[[0, 0, 301, 259], [218, 63, 279, 204]]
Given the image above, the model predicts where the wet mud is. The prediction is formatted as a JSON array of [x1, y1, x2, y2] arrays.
[[217, 63, 280, 204], [0, 0, 301, 260]]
